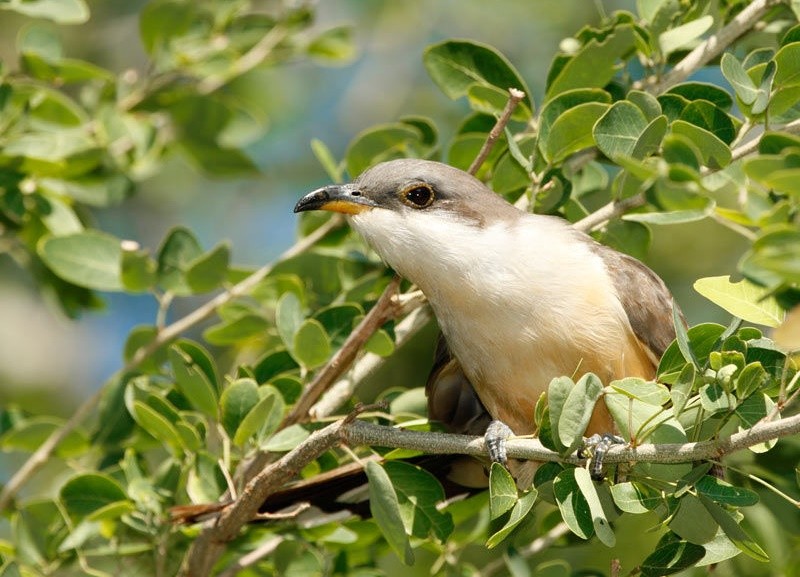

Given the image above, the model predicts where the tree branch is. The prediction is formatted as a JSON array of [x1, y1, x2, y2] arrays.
[[181, 414, 355, 576], [342, 413, 800, 464], [179, 409, 800, 575], [635, 0, 784, 94]]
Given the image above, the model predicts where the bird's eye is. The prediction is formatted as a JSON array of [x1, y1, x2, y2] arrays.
[[401, 184, 435, 208]]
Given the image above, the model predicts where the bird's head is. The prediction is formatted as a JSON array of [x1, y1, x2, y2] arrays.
[[295, 158, 519, 221], [294, 158, 523, 287]]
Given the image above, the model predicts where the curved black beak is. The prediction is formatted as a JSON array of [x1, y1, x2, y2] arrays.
[[294, 184, 376, 215]]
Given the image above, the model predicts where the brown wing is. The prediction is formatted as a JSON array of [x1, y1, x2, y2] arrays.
[[425, 333, 492, 436], [594, 244, 682, 362]]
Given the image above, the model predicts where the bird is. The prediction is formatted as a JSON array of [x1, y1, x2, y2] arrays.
[[294, 158, 678, 476], [171, 158, 680, 524]]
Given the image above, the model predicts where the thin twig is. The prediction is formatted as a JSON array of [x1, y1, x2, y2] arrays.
[[0, 216, 344, 515], [279, 275, 403, 429], [310, 305, 432, 419], [198, 26, 288, 94], [216, 537, 283, 577], [483, 522, 571, 577], [468, 88, 526, 175], [635, 0, 783, 94]]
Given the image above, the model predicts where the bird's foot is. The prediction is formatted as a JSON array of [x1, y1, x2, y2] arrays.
[[485, 420, 514, 464], [579, 433, 626, 480]]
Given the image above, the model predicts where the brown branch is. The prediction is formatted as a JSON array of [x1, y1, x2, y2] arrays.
[[180, 417, 350, 576], [468, 88, 526, 175]]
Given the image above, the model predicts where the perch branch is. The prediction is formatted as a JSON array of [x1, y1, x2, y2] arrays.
[[180, 409, 800, 575]]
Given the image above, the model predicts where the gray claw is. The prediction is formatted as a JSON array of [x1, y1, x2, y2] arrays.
[[485, 420, 514, 464], [580, 433, 626, 480]]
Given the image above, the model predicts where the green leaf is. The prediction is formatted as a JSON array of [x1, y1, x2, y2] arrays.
[[609, 377, 670, 405], [486, 488, 537, 548], [541, 102, 609, 163], [203, 314, 270, 346], [658, 16, 713, 55], [186, 452, 226, 504], [558, 373, 604, 453], [489, 462, 518, 520], [262, 423, 309, 452], [307, 25, 356, 64], [233, 388, 281, 447], [423, 40, 531, 108], [292, 318, 331, 369], [344, 123, 423, 178], [60, 473, 129, 522], [276, 292, 304, 351], [0, 417, 88, 458], [696, 476, 759, 507], [546, 25, 636, 98], [742, 226, 800, 285], [3, 0, 89, 23], [120, 245, 157, 292], [694, 276, 785, 327], [594, 100, 649, 159], [539, 88, 611, 148], [641, 536, 705, 577], [735, 362, 768, 398], [547, 376, 575, 453], [186, 242, 230, 293], [774, 42, 800, 87], [721, 53, 760, 105], [700, 496, 769, 562], [668, 493, 718, 544], [670, 363, 696, 416], [169, 345, 218, 415], [384, 461, 454, 542], [553, 468, 593, 539], [156, 227, 203, 295], [129, 399, 183, 452], [364, 329, 395, 357], [38, 231, 122, 291], [220, 378, 260, 438], [366, 461, 414, 564], [610, 481, 660, 514], [679, 100, 735, 145], [659, 323, 726, 378], [574, 467, 615, 546], [671, 120, 731, 168]]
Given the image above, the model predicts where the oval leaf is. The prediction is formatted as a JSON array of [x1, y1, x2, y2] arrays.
[[38, 230, 122, 291]]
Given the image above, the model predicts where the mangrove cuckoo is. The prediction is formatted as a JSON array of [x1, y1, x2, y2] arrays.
[[294, 158, 677, 472]]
